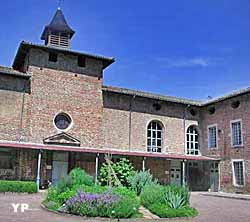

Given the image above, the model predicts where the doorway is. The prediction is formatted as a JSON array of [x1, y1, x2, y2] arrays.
[[210, 162, 219, 192], [170, 160, 181, 186], [52, 152, 69, 184]]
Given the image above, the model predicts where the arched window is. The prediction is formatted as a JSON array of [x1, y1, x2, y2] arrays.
[[147, 121, 163, 153], [186, 126, 199, 155]]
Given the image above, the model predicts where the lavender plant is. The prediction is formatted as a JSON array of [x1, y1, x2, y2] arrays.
[[65, 189, 121, 217]]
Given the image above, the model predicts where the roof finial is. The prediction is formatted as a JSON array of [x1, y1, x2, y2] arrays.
[[58, 0, 63, 10]]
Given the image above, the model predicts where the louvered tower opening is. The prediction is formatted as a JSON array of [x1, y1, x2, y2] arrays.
[[46, 32, 70, 48]]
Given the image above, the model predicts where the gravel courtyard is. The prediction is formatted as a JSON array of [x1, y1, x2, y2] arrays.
[[0, 192, 250, 222]]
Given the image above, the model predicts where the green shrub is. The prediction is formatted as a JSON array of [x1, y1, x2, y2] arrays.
[[69, 168, 94, 187], [99, 158, 135, 187], [148, 203, 198, 218], [0, 180, 37, 193], [128, 170, 158, 195], [112, 187, 140, 218], [141, 184, 197, 218], [140, 184, 165, 208]]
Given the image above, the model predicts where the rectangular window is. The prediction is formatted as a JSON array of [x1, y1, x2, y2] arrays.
[[78, 56, 86, 67], [233, 160, 244, 186], [231, 120, 243, 146], [49, 52, 58, 62], [208, 125, 217, 148]]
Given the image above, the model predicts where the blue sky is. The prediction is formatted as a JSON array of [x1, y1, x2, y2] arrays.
[[1, 0, 250, 100]]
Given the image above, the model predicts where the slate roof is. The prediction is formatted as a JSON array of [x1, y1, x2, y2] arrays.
[[0, 66, 31, 78], [41, 8, 75, 40], [13, 41, 115, 70]]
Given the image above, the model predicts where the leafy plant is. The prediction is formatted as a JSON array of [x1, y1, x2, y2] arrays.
[[165, 190, 185, 209], [99, 158, 135, 187], [128, 170, 158, 195]]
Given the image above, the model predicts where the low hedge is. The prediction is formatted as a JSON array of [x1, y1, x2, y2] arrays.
[[0, 180, 37, 193], [148, 203, 198, 218]]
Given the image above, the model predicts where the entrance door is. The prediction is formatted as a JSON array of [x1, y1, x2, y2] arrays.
[[210, 162, 219, 192], [52, 152, 69, 184], [170, 161, 181, 186]]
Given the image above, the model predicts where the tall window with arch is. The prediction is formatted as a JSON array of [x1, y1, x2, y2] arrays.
[[186, 125, 200, 155], [147, 121, 163, 153]]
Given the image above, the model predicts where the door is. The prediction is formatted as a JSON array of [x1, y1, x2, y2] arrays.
[[52, 152, 69, 184], [210, 162, 219, 192], [52, 161, 68, 184], [170, 160, 181, 186]]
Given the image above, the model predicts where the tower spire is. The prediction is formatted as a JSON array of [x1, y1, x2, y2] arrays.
[[41, 7, 75, 48]]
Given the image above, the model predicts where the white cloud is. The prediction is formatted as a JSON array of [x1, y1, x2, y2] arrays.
[[155, 57, 213, 68]]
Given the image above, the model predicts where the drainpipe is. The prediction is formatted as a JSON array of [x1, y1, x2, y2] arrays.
[[36, 150, 42, 192], [18, 81, 27, 142], [182, 104, 190, 187], [129, 95, 136, 151]]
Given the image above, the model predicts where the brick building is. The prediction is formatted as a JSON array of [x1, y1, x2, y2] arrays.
[[0, 9, 249, 193]]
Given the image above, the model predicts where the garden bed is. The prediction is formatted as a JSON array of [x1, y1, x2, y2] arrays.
[[43, 159, 198, 219]]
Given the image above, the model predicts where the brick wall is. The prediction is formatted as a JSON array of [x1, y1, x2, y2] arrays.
[[103, 91, 200, 153], [200, 93, 250, 192]]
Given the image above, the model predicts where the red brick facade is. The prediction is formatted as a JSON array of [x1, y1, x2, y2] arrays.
[[0, 11, 249, 193]]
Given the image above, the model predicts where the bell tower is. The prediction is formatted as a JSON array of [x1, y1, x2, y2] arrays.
[[41, 8, 75, 48]]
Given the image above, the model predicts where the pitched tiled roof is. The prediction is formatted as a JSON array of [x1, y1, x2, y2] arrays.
[[103, 85, 202, 106], [41, 9, 75, 40], [202, 87, 250, 106], [103, 85, 250, 107], [13, 41, 115, 70], [0, 66, 31, 78]]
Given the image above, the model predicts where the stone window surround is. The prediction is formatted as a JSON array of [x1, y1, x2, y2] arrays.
[[232, 159, 245, 187], [53, 111, 74, 132], [207, 124, 218, 149], [230, 119, 243, 148]]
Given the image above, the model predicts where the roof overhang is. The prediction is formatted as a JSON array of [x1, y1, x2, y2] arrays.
[[0, 141, 220, 161], [13, 41, 115, 70]]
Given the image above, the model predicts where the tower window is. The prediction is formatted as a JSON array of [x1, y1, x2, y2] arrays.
[[78, 56, 86, 67], [49, 52, 58, 62]]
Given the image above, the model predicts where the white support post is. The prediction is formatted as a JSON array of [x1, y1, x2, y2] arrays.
[[142, 157, 146, 172], [95, 153, 99, 184], [36, 150, 42, 192], [182, 160, 186, 187]]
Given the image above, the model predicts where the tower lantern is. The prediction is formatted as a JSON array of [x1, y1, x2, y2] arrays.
[[41, 8, 75, 48]]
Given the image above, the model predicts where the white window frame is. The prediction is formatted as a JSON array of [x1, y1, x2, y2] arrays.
[[232, 159, 245, 187], [186, 125, 200, 156], [147, 120, 163, 153], [230, 119, 243, 147], [207, 124, 218, 149]]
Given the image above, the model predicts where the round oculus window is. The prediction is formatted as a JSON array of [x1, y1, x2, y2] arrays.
[[54, 113, 72, 130]]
